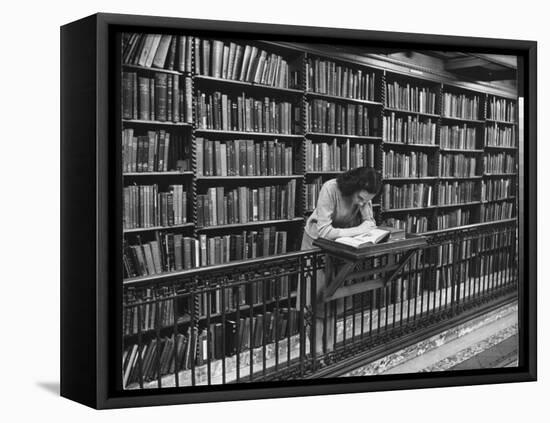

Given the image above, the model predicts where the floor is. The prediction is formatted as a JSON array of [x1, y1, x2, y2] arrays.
[[341, 301, 518, 377]]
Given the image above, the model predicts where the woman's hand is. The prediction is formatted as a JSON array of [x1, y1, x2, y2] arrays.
[[357, 220, 375, 235]]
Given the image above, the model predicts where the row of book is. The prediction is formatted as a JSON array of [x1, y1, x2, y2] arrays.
[[304, 138, 375, 172], [479, 230, 514, 250], [123, 227, 290, 279], [123, 281, 293, 336], [487, 97, 516, 122], [438, 181, 477, 205], [122, 33, 192, 72], [481, 178, 514, 202], [481, 202, 514, 222], [382, 114, 436, 145], [122, 129, 190, 173], [382, 183, 433, 209], [440, 154, 478, 177], [123, 234, 198, 278], [427, 241, 467, 267], [485, 124, 516, 148], [123, 308, 300, 388], [196, 138, 294, 177], [436, 209, 472, 229], [383, 215, 429, 234], [193, 280, 293, 319], [307, 99, 378, 136], [196, 91, 298, 134], [385, 81, 437, 114], [123, 184, 188, 230], [122, 72, 192, 123], [195, 38, 297, 88], [123, 287, 176, 335], [440, 125, 479, 150], [484, 153, 515, 174], [383, 150, 431, 178], [196, 181, 297, 227], [441, 92, 481, 120], [304, 177, 323, 211], [305, 57, 377, 101]]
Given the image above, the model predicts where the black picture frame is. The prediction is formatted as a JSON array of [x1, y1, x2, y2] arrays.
[[60, 12, 537, 409]]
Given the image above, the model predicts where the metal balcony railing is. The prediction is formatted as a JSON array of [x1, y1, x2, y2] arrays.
[[121, 219, 518, 389]]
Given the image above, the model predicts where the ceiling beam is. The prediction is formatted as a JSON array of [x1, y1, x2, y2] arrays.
[[445, 57, 488, 71]]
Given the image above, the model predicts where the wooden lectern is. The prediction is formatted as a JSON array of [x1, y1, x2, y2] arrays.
[[313, 234, 428, 302]]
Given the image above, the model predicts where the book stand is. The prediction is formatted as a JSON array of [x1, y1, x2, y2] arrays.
[[313, 235, 428, 302]]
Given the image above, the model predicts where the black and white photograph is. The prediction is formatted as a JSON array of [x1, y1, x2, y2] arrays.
[[119, 32, 525, 389], [3, 0, 548, 418]]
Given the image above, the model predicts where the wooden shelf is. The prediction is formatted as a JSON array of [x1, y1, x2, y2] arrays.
[[436, 201, 481, 209], [305, 91, 383, 106], [481, 197, 516, 204], [484, 145, 518, 151], [383, 107, 439, 119], [483, 173, 517, 177], [197, 217, 304, 231], [382, 205, 437, 213], [195, 128, 303, 139], [439, 175, 483, 180], [122, 63, 185, 75], [123, 223, 194, 234], [123, 171, 194, 177], [122, 119, 192, 127], [383, 142, 438, 149], [305, 132, 382, 141], [196, 175, 304, 180], [440, 148, 484, 153], [305, 203, 381, 213], [383, 176, 438, 181], [485, 118, 517, 125], [480, 217, 516, 224], [194, 75, 303, 94], [305, 170, 343, 175], [440, 115, 485, 124]]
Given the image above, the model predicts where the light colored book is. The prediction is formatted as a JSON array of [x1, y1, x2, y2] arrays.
[[335, 227, 390, 249]]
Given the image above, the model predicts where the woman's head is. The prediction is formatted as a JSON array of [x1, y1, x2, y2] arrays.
[[336, 166, 381, 207]]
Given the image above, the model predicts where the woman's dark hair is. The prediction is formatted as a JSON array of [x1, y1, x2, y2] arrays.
[[336, 166, 381, 197]]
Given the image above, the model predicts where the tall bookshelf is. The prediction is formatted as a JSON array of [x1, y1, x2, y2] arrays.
[[120, 31, 519, 282], [119, 33, 518, 388]]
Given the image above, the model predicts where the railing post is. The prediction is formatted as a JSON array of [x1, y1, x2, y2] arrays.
[[298, 255, 306, 377], [310, 252, 318, 370]]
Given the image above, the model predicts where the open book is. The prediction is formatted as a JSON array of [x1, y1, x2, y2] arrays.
[[335, 227, 391, 249]]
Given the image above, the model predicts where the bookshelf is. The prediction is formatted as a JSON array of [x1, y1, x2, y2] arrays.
[[119, 33, 519, 386], [121, 31, 519, 276]]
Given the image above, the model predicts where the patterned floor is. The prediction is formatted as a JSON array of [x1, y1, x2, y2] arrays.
[[342, 301, 518, 377], [449, 334, 518, 370]]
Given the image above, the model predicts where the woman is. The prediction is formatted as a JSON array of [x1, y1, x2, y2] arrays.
[[301, 166, 381, 353]]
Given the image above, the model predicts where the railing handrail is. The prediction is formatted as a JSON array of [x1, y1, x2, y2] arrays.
[[421, 218, 516, 236], [123, 249, 318, 287]]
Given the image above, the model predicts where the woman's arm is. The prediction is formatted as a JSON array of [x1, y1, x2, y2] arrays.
[[360, 200, 377, 227]]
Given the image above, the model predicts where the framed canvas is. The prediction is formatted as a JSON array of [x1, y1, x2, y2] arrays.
[[60, 13, 537, 409]]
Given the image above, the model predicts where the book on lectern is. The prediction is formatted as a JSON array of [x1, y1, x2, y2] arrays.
[[335, 226, 405, 249]]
